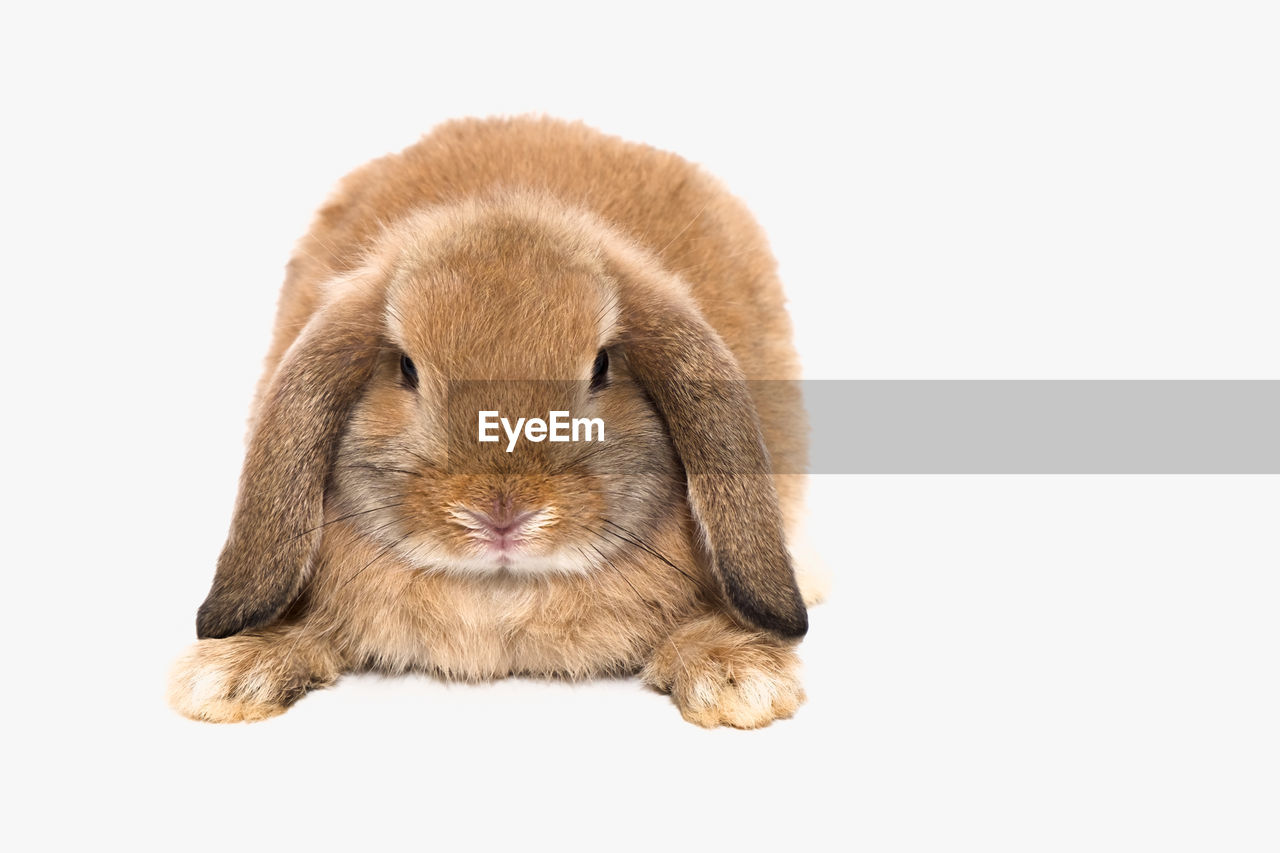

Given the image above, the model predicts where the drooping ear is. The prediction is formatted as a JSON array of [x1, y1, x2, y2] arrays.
[[196, 283, 386, 639], [620, 290, 808, 638]]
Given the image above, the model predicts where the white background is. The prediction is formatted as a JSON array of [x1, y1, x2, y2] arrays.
[[3, 2, 1277, 850]]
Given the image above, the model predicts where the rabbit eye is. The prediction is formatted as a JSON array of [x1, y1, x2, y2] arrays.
[[400, 353, 419, 389], [589, 348, 609, 392]]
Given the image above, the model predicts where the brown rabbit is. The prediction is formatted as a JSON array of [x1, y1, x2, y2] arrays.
[[167, 116, 823, 728]]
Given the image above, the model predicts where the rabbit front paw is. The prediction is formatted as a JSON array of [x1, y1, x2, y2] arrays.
[[642, 614, 805, 729], [167, 631, 335, 723]]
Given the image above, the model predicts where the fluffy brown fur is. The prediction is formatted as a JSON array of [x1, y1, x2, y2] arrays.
[[169, 117, 821, 728]]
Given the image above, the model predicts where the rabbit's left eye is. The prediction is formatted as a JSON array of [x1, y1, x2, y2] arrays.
[[400, 354, 419, 389], [590, 348, 609, 392]]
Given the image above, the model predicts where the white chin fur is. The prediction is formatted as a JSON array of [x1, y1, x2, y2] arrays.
[[399, 544, 594, 577]]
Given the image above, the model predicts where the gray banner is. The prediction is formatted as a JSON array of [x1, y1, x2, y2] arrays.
[[436, 380, 1278, 474], [807, 380, 1280, 473]]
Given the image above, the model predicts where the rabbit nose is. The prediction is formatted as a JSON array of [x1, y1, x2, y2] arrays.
[[449, 502, 548, 542], [479, 511, 530, 536]]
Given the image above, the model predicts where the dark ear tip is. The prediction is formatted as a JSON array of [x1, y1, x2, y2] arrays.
[[742, 600, 809, 639], [195, 602, 237, 640], [195, 596, 279, 640], [196, 611, 226, 640], [772, 606, 809, 639], [720, 566, 809, 638]]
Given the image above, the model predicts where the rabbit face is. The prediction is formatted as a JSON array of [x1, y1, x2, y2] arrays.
[[328, 202, 682, 577]]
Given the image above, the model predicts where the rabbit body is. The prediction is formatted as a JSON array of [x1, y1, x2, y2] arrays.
[[169, 117, 818, 728]]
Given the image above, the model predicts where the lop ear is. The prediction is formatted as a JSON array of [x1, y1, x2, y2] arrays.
[[196, 283, 386, 639], [620, 292, 808, 638]]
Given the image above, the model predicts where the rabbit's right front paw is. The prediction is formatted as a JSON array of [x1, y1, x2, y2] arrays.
[[167, 634, 331, 723]]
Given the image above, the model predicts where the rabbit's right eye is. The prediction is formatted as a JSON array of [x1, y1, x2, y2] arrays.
[[400, 354, 419, 389], [589, 348, 609, 392]]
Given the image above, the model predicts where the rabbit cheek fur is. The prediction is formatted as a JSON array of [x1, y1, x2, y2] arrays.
[[168, 117, 817, 729]]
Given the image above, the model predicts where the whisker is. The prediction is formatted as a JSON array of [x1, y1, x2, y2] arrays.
[[583, 541, 643, 599], [286, 501, 406, 545], [286, 513, 405, 608], [656, 200, 711, 257], [281, 532, 405, 667], [340, 463, 424, 478], [561, 518, 706, 604], [335, 534, 407, 594], [600, 519, 711, 593]]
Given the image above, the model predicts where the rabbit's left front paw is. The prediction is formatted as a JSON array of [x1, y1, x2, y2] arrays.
[[643, 615, 805, 729]]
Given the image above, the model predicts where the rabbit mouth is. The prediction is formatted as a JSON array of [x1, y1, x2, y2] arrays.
[[480, 534, 534, 566], [437, 547, 595, 576], [470, 534, 579, 573]]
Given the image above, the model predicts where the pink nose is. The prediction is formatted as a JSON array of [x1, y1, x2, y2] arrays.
[[476, 510, 536, 538], [450, 503, 546, 550]]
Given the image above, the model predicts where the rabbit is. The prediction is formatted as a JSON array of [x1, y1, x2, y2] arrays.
[[167, 116, 826, 729]]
